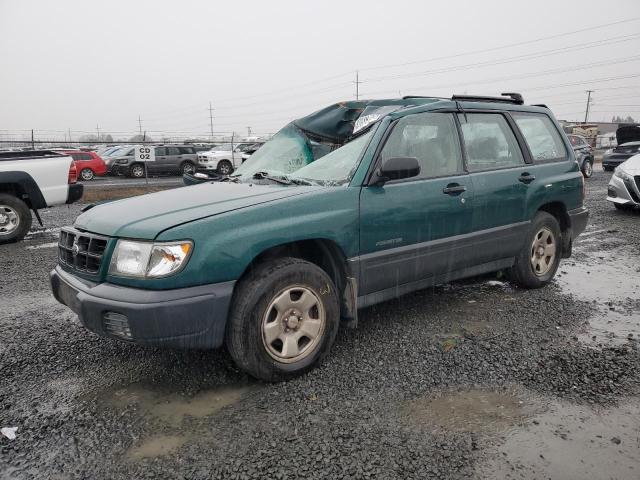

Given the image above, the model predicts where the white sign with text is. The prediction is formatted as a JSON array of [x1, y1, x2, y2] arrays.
[[134, 145, 156, 162]]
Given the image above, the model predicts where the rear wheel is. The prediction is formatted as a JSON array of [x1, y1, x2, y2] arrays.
[[217, 160, 233, 176], [581, 159, 593, 178], [129, 163, 145, 178], [0, 194, 32, 244], [80, 168, 94, 181], [226, 257, 340, 382], [180, 161, 195, 175], [508, 211, 561, 289]]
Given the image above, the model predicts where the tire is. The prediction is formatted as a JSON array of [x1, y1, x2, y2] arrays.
[[129, 163, 145, 178], [80, 168, 94, 181], [508, 211, 562, 289], [603, 166, 614, 172], [226, 257, 340, 382], [581, 159, 593, 178], [0, 194, 32, 244], [217, 160, 233, 176], [180, 161, 196, 175]]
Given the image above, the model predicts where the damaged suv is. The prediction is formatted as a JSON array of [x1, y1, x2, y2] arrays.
[[50, 94, 588, 381]]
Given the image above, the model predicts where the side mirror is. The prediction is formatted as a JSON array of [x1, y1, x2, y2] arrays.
[[372, 156, 420, 186]]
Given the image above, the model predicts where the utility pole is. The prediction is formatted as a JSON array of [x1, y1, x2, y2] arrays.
[[354, 71, 362, 100], [584, 90, 594, 123], [138, 116, 143, 137], [209, 102, 215, 140], [96, 124, 101, 142], [68, 128, 72, 144], [246, 126, 252, 137], [31, 129, 35, 150]]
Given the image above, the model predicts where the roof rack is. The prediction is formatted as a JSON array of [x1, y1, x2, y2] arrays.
[[451, 93, 524, 105]]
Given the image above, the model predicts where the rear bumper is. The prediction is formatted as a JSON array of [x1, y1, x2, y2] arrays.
[[66, 183, 84, 204], [568, 206, 589, 238], [50, 266, 234, 349]]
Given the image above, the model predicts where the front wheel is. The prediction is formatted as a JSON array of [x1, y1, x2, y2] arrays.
[[129, 163, 145, 178], [581, 159, 593, 178], [508, 211, 561, 289], [226, 257, 340, 382], [0, 194, 32, 244], [217, 160, 233, 176], [80, 168, 95, 181]]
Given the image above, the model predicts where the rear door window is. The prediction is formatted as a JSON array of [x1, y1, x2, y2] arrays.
[[457, 113, 524, 171], [380, 112, 464, 179], [512, 113, 567, 162], [179, 147, 194, 154]]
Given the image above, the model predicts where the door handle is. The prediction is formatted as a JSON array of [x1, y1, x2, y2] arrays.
[[519, 173, 536, 184], [443, 184, 467, 195]]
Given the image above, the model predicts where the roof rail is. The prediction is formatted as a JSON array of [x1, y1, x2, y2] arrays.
[[451, 93, 524, 105]]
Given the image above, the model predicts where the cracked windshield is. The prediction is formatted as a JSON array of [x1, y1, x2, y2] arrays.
[[1, 1, 640, 479]]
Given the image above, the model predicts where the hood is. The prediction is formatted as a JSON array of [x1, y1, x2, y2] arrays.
[[75, 182, 321, 238], [620, 153, 640, 174], [616, 125, 640, 145]]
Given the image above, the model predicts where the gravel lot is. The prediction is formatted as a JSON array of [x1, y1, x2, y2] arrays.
[[1, 169, 639, 479]]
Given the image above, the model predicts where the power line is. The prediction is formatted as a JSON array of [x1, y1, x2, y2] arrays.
[[358, 16, 640, 73]]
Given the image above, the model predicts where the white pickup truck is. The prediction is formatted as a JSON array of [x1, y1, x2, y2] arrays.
[[196, 143, 261, 175], [0, 150, 83, 243]]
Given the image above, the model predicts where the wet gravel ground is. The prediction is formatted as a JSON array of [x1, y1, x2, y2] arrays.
[[1, 169, 639, 479]]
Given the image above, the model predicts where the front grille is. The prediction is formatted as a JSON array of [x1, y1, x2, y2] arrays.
[[623, 177, 640, 203], [58, 228, 108, 274]]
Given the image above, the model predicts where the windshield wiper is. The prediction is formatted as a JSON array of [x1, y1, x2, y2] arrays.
[[253, 171, 292, 185]]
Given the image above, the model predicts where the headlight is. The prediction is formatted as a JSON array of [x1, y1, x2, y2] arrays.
[[614, 168, 630, 181], [108, 240, 193, 278], [116, 158, 129, 164]]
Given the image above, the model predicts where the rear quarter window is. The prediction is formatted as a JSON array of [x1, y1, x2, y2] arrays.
[[512, 113, 567, 162]]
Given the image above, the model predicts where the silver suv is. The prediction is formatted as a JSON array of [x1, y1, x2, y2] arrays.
[[112, 145, 198, 177]]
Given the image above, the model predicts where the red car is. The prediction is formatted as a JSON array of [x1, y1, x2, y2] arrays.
[[62, 150, 107, 181]]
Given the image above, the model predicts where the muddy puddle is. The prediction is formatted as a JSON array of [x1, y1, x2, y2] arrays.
[[127, 434, 189, 460], [105, 382, 254, 427], [556, 247, 640, 348], [98, 382, 256, 460], [477, 397, 640, 480], [404, 388, 533, 433]]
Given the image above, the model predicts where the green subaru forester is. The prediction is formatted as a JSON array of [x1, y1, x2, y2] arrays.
[[51, 94, 588, 381]]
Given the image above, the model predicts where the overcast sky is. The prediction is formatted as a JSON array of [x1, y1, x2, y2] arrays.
[[1, 0, 639, 140]]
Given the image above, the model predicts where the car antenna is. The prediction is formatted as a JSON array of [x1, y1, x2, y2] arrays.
[[455, 100, 467, 122]]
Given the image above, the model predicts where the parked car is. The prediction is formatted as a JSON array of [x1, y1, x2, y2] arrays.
[[50, 94, 588, 381], [197, 143, 260, 175], [0, 150, 83, 243], [109, 145, 198, 177], [606, 153, 640, 210], [567, 135, 594, 178], [62, 150, 107, 181], [103, 146, 135, 174], [602, 125, 640, 171]]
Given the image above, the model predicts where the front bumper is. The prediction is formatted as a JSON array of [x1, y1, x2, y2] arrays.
[[66, 184, 84, 204], [606, 173, 640, 206], [602, 155, 631, 168], [50, 266, 235, 349]]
